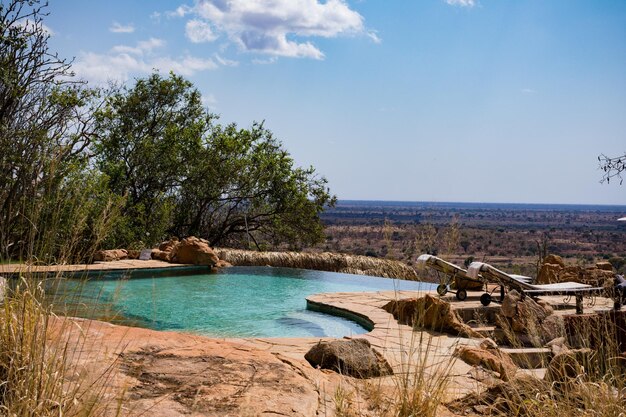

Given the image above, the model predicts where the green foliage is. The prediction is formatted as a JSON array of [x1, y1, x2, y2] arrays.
[[95, 72, 335, 250], [175, 120, 334, 248], [94, 72, 212, 247], [0, 0, 119, 262]]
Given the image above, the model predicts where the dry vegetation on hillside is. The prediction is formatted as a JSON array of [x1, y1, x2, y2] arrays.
[[315, 201, 626, 277]]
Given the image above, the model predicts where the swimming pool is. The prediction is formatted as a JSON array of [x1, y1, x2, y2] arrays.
[[54, 266, 433, 338]]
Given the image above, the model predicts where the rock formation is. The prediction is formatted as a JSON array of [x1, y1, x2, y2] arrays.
[[152, 237, 221, 267], [498, 290, 564, 346], [454, 339, 517, 381], [93, 249, 128, 262], [304, 338, 393, 378], [383, 295, 482, 338], [537, 254, 614, 287]]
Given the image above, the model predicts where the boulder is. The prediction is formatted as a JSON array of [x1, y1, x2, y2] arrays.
[[539, 314, 565, 344], [596, 261, 614, 272], [544, 254, 565, 267], [158, 238, 179, 252], [537, 263, 562, 284], [93, 249, 128, 262], [536, 255, 615, 287], [127, 250, 141, 259], [304, 339, 393, 378], [500, 290, 521, 318], [151, 249, 172, 262], [170, 237, 219, 266], [511, 296, 552, 334], [383, 295, 482, 338], [544, 348, 595, 386], [454, 344, 517, 381]]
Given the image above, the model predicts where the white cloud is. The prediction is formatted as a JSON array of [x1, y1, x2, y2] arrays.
[[214, 54, 239, 66], [367, 31, 381, 44], [171, 0, 376, 59], [186, 19, 218, 43], [111, 38, 165, 55], [445, 0, 476, 7], [252, 56, 278, 65], [521, 88, 537, 94], [166, 5, 193, 18], [109, 22, 135, 33], [73, 38, 218, 84]]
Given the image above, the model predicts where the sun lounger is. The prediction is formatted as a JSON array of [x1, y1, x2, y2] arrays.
[[416, 254, 484, 301], [467, 261, 606, 311]]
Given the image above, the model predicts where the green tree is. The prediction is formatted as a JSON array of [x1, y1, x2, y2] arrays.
[[94, 72, 211, 247], [95, 72, 335, 249], [0, 0, 115, 261], [173, 121, 336, 249]]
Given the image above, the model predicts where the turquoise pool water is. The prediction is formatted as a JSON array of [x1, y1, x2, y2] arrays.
[[55, 266, 433, 338]]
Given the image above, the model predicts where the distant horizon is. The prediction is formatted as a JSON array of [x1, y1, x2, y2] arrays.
[[334, 199, 626, 209]]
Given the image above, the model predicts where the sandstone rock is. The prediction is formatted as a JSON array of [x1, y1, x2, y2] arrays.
[[540, 314, 565, 344], [170, 236, 219, 266], [545, 348, 594, 386], [544, 254, 565, 267], [536, 299, 554, 316], [127, 250, 140, 259], [454, 344, 517, 381], [383, 295, 482, 338], [537, 255, 615, 287], [537, 263, 562, 284], [480, 338, 499, 350], [93, 249, 128, 262], [214, 259, 232, 268], [501, 290, 521, 318], [545, 336, 569, 356], [158, 238, 179, 252], [51, 317, 320, 417], [151, 249, 172, 262], [304, 338, 393, 378], [511, 296, 551, 334]]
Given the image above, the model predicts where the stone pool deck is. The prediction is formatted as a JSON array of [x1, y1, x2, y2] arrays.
[[0, 259, 184, 274], [226, 290, 484, 401]]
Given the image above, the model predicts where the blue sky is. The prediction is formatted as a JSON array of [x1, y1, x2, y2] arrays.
[[45, 0, 626, 205]]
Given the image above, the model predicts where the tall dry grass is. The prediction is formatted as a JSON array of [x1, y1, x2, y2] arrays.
[[215, 248, 418, 280], [450, 305, 626, 416], [0, 275, 123, 416], [330, 292, 457, 417]]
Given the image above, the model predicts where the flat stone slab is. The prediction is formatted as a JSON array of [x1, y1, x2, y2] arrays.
[[0, 259, 186, 274]]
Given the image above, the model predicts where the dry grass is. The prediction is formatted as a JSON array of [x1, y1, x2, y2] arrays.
[[329, 294, 457, 417], [215, 248, 418, 280], [0, 276, 120, 416], [451, 308, 626, 416]]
